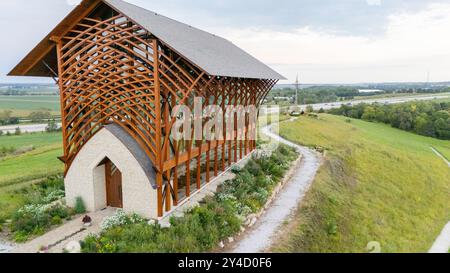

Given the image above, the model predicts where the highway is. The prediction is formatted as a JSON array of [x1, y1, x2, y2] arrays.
[[0, 123, 62, 134], [263, 93, 450, 114]]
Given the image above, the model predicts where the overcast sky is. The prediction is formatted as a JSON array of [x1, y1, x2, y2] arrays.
[[2, 0, 450, 84]]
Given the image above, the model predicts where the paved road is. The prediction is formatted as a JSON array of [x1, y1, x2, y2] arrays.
[[262, 93, 450, 114], [231, 120, 322, 253], [0, 123, 62, 134], [305, 93, 450, 111]]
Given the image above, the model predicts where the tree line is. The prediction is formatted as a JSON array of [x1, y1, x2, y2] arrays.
[[268, 86, 359, 105], [329, 101, 450, 140]]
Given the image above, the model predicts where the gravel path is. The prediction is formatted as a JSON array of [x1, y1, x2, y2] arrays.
[[0, 240, 15, 253], [231, 121, 322, 253]]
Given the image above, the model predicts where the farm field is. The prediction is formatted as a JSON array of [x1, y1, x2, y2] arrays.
[[0, 132, 63, 186], [273, 114, 450, 253], [0, 132, 63, 221], [0, 95, 60, 117]]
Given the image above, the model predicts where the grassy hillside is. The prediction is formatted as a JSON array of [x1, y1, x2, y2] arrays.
[[0, 95, 60, 117], [0, 132, 63, 186], [273, 114, 450, 253], [0, 132, 63, 222]]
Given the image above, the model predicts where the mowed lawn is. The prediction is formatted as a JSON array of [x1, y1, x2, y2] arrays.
[[273, 114, 450, 253], [0, 132, 63, 186], [0, 95, 60, 117]]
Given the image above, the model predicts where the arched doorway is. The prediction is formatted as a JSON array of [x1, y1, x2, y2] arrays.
[[98, 158, 123, 208]]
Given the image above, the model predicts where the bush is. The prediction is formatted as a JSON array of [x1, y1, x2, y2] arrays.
[[9, 177, 70, 242], [101, 210, 146, 230], [46, 119, 60, 132], [74, 197, 86, 214]]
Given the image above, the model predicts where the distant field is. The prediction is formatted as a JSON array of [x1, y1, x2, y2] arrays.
[[0, 95, 60, 117], [273, 114, 450, 253], [0, 132, 63, 186]]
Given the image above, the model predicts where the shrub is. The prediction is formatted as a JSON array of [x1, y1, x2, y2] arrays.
[[51, 216, 63, 225], [101, 210, 146, 230], [9, 179, 70, 242], [74, 197, 87, 214]]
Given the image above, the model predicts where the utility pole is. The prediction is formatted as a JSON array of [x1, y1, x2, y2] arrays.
[[295, 74, 299, 106]]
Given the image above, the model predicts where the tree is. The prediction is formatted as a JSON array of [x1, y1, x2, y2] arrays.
[[361, 106, 377, 122], [0, 110, 13, 125], [28, 110, 52, 123], [414, 115, 435, 137], [46, 119, 59, 132], [434, 118, 450, 139]]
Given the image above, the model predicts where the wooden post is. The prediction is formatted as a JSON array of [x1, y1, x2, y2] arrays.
[[55, 40, 68, 172], [153, 39, 164, 217]]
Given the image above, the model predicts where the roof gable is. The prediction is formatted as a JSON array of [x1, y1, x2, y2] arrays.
[[9, 0, 285, 80]]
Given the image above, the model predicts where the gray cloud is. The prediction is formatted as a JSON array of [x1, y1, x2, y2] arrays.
[[132, 0, 442, 36]]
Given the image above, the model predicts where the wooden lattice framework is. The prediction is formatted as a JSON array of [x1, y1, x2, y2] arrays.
[[11, 1, 279, 217]]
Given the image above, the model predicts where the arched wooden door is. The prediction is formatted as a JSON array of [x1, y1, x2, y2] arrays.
[[105, 159, 123, 208]]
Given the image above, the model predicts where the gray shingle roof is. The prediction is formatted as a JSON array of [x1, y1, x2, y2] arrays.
[[106, 0, 285, 80], [105, 123, 157, 189]]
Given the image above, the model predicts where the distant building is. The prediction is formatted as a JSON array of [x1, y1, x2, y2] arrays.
[[358, 89, 384, 93], [274, 97, 293, 101]]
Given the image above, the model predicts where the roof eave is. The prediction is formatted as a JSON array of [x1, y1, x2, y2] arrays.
[[8, 0, 103, 77]]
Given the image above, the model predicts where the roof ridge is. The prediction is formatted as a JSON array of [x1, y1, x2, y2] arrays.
[[105, 0, 228, 42]]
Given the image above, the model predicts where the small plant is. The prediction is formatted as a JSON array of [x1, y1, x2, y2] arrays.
[[100, 210, 146, 230], [74, 197, 86, 214], [51, 216, 62, 225], [14, 127, 21, 136]]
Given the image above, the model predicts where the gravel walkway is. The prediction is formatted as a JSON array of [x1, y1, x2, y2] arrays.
[[231, 121, 322, 253]]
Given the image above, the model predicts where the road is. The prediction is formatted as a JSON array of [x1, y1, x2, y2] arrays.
[[0, 123, 62, 134], [263, 93, 450, 114]]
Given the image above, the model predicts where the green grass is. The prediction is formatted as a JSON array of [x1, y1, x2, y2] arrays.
[[0, 145, 63, 187], [273, 114, 450, 253], [0, 95, 60, 117], [0, 132, 61, 150], [0, 132, 63, 222]]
